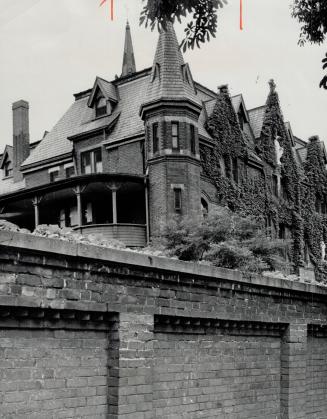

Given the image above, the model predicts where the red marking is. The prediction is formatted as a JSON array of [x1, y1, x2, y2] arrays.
[[100, 0, 114, 20], [240, 0, 243, 30]]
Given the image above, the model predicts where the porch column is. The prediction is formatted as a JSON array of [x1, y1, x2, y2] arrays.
[[73, 185, 84, 229], [106, 182, 121, 225], [112, 188, 117, 224], [31, 196, 41, 229]]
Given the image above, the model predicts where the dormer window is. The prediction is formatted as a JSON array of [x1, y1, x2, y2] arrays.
[[95, 97, 107, 118], [3, 159, 12, 178], [238, 111, 244, 130]]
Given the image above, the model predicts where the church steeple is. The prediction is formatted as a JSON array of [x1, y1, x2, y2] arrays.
[[121, 21, 136, 77]]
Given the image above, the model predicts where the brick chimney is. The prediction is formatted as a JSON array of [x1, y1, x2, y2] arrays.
[[12, 100, 30, 182]]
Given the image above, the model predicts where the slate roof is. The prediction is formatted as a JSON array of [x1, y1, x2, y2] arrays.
[[248, 106, 266, 139], [109, 75, 150, 143], [231, 95, 242, 112], [142, 22, 201, 108], [22, 99, 86, 167]]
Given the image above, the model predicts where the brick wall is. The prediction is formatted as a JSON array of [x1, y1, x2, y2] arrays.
[[0, 231, 326, 418], [306, 333, 327, 418], [0, 328, 108, 419], [153, 331, 281, 418]]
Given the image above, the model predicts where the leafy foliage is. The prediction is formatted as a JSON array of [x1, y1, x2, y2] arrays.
[[139, 0, 226, 52], [153, 207, 289, 273], [301, 136, 327, 281], [291, 0, 327, 89]]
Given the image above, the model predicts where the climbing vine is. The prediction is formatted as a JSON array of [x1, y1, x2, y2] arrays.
[[301, 136, 327, 281], [201, 80, 327, 281]]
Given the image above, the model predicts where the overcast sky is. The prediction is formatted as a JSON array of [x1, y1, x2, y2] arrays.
[[0, 0, 326, 150]]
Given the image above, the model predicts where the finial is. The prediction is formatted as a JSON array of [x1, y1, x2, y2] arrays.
[[309, 135, 320, 143], [269, 79, 276, 93], [218, 84, 229, 94]]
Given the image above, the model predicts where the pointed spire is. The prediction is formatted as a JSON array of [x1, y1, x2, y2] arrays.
[[141, 22, 201, 113], [121, 21, 136, 77]]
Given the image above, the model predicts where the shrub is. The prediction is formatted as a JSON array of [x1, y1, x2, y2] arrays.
[[152, 207, 290, 273]]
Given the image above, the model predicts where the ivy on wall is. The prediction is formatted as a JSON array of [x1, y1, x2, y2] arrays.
[[201, 80, 327, 281], [301, 136, 327, 281]]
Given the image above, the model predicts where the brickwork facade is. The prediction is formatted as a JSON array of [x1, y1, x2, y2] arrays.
[[0, 231, 326, 418]]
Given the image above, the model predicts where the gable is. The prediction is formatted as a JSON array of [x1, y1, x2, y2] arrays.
[[0, 146, 13, 169], [87, 77, 119, 108]]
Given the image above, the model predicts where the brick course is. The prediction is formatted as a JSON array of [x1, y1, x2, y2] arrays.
[[0, 231, 326, 418]]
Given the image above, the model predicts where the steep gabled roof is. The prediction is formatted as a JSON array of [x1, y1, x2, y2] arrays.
[[248, 106, 266, 139], [0, 145, 13, 169], [87, 77, 118, 108]]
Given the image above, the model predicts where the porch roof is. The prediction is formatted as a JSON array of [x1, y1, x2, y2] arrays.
[[0, 173, 146, 204]]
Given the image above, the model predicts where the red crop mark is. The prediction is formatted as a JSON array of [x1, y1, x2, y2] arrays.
[[240, 0, 243, 30], [100, 0, 114, 20]]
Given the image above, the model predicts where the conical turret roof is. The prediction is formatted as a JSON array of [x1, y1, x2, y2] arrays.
[[141, 22, 201, 110]]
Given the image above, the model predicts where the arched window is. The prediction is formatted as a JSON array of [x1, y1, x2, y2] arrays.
[[201, 198, 209, 218], [95, 97, 107, 117]]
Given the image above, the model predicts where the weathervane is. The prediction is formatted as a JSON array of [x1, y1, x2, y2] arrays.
[[100, 0, 114, 21]]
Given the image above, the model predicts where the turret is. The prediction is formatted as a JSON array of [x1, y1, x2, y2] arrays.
[[140, 22, 202, 235]]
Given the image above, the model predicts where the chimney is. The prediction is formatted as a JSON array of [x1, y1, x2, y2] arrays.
[[12, 100, 30, 182]]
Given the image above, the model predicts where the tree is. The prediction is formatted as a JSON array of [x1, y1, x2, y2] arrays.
[[291, 0, 327, 89], [140, 0, 327, 88], [140, 0, 227, 52]]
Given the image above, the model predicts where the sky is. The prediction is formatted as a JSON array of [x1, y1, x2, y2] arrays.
[[0, 0, 326, 150]]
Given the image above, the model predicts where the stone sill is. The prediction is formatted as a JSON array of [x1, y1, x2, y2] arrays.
[[0, 230, 326, 296]]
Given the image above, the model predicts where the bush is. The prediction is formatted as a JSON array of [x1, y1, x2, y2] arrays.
[[152, 207, 290, 273]]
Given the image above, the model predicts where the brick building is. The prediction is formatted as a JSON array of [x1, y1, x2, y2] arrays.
[[0, 22, 326, 276]]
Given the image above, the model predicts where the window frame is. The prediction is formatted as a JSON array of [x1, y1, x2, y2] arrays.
[[232, 158, 238, 184], [3, 161, 12, 178], [81, 148, 103, 175], [272, 174, 278, 197], [174, 188, 182, 212], [49, 170, 60, 183], [190, 125, 196, 155], [171, 121, 180, 150], [65, 166, 75, 178], [95, 97, 107, 118], [152, 123, 159, 154]]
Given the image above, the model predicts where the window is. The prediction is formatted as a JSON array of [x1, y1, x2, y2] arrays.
[[279, 224, 286, 240], [272, 175, 278, 197], [232, 158, 238, 183], [281, 177, 287, 200], [49, 170, 59, 183], [174, 188, 182, 211], [315, 195, 322, 213], [65, 166, 75, 178], [3, 160, 12, 178], [152, 123, 159, 154], [81, 149, 103, 174], [190, 125, 196, 154], [238, 111, 244, 130], [201, 198, 209, 218], [95, 97, 107, 118], [224, 156, 231, 178], [171, 122, 180, 150]]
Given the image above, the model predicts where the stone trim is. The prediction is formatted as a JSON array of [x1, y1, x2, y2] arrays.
[[0, 231, 326, 300], [0, 305, 115, 330], [154, 314, 287, 336]]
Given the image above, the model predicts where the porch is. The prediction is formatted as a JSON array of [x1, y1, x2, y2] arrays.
[[0, 174, 149, 247]]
